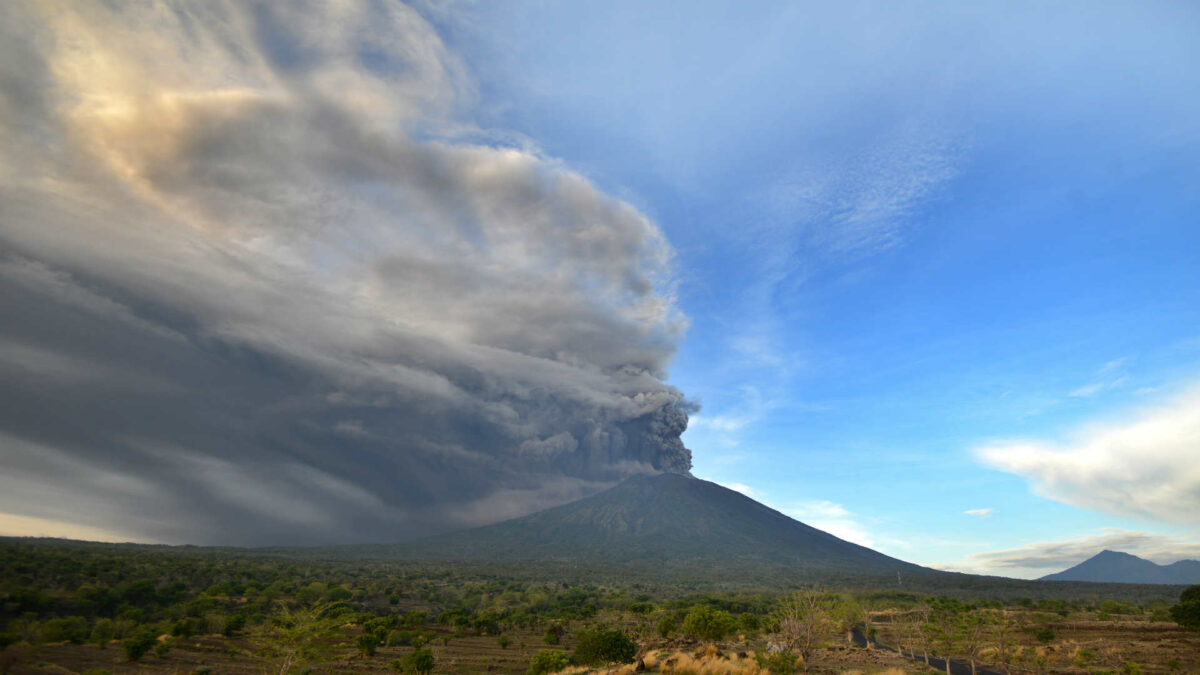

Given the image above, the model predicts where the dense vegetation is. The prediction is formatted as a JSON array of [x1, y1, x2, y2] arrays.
[[1, 538, 1196, 673]]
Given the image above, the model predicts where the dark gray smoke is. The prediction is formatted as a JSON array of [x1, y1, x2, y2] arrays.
[[0, 1, 691, 545]]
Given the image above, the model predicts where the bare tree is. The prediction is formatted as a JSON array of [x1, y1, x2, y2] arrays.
[[778, 588, 835, 672]]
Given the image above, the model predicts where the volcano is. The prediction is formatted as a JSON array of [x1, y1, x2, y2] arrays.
[[385, 472, 938, 581], [1041, 550, 1200, 585]]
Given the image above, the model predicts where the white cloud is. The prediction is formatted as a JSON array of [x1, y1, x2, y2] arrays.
[[949, 528, 1200, 578], [975, 386, 1200, 526], [963, 508, 993, 518], [715, 482, 758, 498], [782, 500, 875, 548]]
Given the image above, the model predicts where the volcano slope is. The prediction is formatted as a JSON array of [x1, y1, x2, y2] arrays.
[[371, 472, 940, 585]]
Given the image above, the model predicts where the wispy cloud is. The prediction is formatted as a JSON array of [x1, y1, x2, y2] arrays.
[[963, 508, 993, 518], [975, 384, 1200, 527], [1068, 358, 1131, 398], [783, 500, 875, 548]]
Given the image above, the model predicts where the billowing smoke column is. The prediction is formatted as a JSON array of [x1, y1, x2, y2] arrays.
[[0, 1, 692, 545]]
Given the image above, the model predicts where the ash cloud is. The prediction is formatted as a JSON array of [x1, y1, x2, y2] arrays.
[[0, 1, 691, 545]]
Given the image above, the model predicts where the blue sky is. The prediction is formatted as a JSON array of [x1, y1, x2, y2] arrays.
[[420, 1, 1200, 575], [1, 1, 1198, 577]]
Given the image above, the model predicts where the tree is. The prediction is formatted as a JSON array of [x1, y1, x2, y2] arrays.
[[543, 623, 564, 645], [355, 633, 380, 656], [834, 596, 864, 645], [571, 628, 636, 666], [1170, 585, 1200, 630], [249, 602, 346, 675], [528, 649, 570, 675], [738, 612, 761, 635], [682, 605, 737, 642], [656, 615, 676, 638], [924, 598, 962, 675], [778, 588, 835, 672], [988, 611, 1021, 675], [400, 648, 435, 675], [122, 631, 157, 662], [958, 608, 994, 675]]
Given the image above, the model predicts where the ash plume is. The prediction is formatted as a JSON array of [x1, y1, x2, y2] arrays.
[[0, 1, 691, 545]]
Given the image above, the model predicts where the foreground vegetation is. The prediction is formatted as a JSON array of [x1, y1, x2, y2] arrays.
[[1, 539, 1197, 674]]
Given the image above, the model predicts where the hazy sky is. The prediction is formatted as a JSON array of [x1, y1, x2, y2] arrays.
[[2, 1, 1198, 578]]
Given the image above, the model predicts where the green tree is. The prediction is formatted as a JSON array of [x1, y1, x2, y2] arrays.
[[249, 602, 346, 675], [738, 612, 760, 635], [355, 633, 380, 656], [400, 648, 435, 675], [528, 649, 570, 675], [682, 605, 737, 641], [1169, 585, 1200, 630], [656, 615, 676, 638], [123, 631, 157, 662], [571, 628, 636, 666]]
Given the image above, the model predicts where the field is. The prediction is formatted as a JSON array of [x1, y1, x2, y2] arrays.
[[2, 539, 1197, 675]]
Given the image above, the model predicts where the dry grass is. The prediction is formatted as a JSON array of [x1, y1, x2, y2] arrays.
[[557, 648, 912, 675]]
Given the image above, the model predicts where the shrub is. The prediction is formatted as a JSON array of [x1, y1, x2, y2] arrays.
[[1035, 627, 1055, 643], [544, 623, 564, 645], [682, 605, 737, 642], [528, 649, 570, 675], [223, 612, 246, 637], [756, 649, 799, 675], [400, 647, 435, 675], [572, 628, 636, 666], [498, 634, 511, 649], [123, 631, 157, 662], [656, 615, 676, 638], [356, 633, 380, 656], [41, 617, 90, 644], [154, 637, 172, 658]]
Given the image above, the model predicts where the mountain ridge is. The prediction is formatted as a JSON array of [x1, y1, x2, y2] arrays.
[[1040, 550, 1200, 584]]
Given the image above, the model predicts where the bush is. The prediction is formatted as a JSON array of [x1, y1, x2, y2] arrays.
[[738, 612, 760, 633], [154, 638, 172, 658], [571, 628, 636, 666], [656, 615, 676, 638], [757, 649, 799, 675], [544, 623, 564, 645], [682, 605, 737, 642], [356, 633, 380, 656], [223, 613, 246, 637], [123, 631, 157, 662], [528, 649, 571, 675], [41, 616, 90, 644], [400, 648, 435, 675], [1035, 627, 1055, 643], [498, 634, 511, 649]]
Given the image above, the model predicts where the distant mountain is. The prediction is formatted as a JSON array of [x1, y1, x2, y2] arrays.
[[368, 473, 937, 581], [1041, 550, 1200, 584]]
